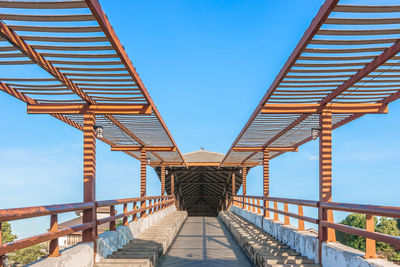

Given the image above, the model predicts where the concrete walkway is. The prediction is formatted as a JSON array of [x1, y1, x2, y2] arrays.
[[159, 216, 254, 267]]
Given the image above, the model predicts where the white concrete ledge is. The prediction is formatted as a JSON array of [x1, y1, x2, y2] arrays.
[[29, 205, 177, 267], [27, 243, 94, 267], [230, 206, 397, 267], [96, 205, 176, 260]]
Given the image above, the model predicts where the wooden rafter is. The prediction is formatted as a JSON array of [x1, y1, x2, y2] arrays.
[[27, 104, 152, 115]]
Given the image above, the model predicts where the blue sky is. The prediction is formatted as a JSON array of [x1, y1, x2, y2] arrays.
[[0, 0, 399, 238]]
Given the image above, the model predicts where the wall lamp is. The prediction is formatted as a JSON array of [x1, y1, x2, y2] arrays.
[[311, 127, 321, 141], [94, 125, 104, 139]]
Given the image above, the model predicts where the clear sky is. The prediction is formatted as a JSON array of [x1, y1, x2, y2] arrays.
[[0, 0, 399, 238]]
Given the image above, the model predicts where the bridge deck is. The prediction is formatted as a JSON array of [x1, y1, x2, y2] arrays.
[[159, 216, 253, 266]]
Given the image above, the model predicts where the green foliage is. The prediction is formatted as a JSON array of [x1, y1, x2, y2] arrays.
[[376, 217, 400, 262], [1, 222, 17, 243], [337, 214, 400, 263], [1, 222, 47, 265], [8, 244, 47, 265], [336, 213, 376, 251]]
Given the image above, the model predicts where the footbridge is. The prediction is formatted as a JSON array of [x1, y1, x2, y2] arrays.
[[0, 0, 400, 267]]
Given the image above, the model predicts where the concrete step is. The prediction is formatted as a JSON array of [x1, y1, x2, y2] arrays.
[[97, 210, 187, 267], [265, 265, 321, 267], [219, 211, 319, 267], [95, 258, 149, 267], [264, 259, 316, 264]]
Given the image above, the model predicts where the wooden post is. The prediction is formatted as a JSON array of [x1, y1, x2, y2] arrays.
[[123, 204, 128, 226], [364, 215, 376, 258], [171, 172, 175, 195], [252, 198, 256, 213], [110, 206, 116, 231], [140, 149, 147, 218], [242, 166, 247, 209], [274, 201, 279, 221], [284, 203, 290, 225], [161, 164, 165, 196], [132, 202, 138, 221], [263, 149, 270, 218], [232, 172, 236, 197], [49, 215, 60, 257], [298, 205, 305, 231], [319, 111, 336, 240], [318, 111, 336, 262], [225, 191, 229, 210], [82, 113, 97, 243], [256, 199, 261, 215]]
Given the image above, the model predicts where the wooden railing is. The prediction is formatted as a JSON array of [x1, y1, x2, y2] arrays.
[[232, 195, 400, 259], [0, 195, 175, 265]]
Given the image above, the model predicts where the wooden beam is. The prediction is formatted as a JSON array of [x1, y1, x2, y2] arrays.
[[233, 147, 298, 152], [261, 103, 388, 114], [27, 104, 152, 115], [219, 0, 339, 167], [180, 182, 225, 184], [111, 146, 175, 152], [263, 149, 270, 218], [160, 164, 165, 196], [85, 0, 187, 166], [319, 111, 336, 243], [140, 149, 146, 218], [82, 113, 96, 243]]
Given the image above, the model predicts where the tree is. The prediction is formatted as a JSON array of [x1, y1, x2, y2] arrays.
[[376, 217, 400, 262], [1, 222, 47, 265], [337, 214, 400, 263], [1, 222, 17, 243], [336, 213, 376, 251], [8, 244, 47, 265]]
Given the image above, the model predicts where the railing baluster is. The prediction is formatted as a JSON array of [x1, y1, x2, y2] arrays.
[[274, 201, 279, 221], [364, 214, 376, 258], [49, 214, 60, 257], [110, 206, 116, 231], [252, 198, 256, 213], [284, 202, 290, 225], [256, 199, 261, 215], [298, 205, 305, 231], [265, 199, 270, 218], [123, 203, 128, 226], [132, 201, 138, 221]]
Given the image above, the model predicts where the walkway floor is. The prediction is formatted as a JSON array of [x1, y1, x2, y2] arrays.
[[158, 216, 254, 267]]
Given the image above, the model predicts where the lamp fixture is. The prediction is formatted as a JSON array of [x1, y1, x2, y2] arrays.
[[146, 158, 151, 165], [94, 125, 104, 139], [311, 127, 321, 141], [166, 169, 169, 175]]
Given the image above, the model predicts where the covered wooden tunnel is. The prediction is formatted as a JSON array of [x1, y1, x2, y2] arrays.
[[155, 150, 249, 216]]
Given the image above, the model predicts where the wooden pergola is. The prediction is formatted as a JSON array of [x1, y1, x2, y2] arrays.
[[0, 0, 400, 265], [221, 0, 400, 260], [155, 150, 250, 216], [0, 0, 186, 246]]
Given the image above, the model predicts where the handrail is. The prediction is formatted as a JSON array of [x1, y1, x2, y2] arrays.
[[0, 202, 95, 222], [320, 201, 400, 219], [232, 195, 400, 259], [233, 197, 317, 224], [0, 195, 176, 261], [97, 195, 172, 207], [235, 195, 318, 207]]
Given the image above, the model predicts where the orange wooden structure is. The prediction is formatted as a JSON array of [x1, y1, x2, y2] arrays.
[[223, 0, 400, 262], [0, 0, 400, 266]]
